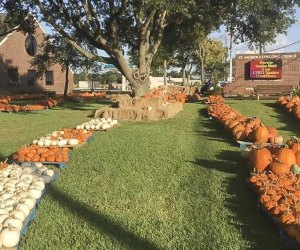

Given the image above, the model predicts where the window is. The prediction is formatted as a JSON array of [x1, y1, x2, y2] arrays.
[[27, 70, 37, 86], [25, 35, 37, 56], [45, 71, 54, 85], [7, 68, 18, 85]]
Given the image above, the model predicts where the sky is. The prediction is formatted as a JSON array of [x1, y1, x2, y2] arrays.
[[211, 8, 300, 57]]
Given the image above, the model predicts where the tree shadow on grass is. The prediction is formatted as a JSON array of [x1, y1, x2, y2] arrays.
[[190, 154, 288, 249], [262, 102, 300, 135], [48, 187, 160, 250], [194, 108, 288, 249], [197, 107, 236, 145]]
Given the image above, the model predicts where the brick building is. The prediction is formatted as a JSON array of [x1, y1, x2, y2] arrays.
[[224, 52, 300, 96], [0, 16, 74, 94]]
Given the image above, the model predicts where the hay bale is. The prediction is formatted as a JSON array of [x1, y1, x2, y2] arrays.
[[115, 94, 134, 108]]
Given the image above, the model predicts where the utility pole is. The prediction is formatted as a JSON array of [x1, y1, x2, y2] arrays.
[[228, 31, 233, 83], [164, 59, 167, 86]]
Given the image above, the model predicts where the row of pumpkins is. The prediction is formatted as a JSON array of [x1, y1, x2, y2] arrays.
[[12, 118, 118, 163], [277, 96, 300, 120], [0, 162, 56, 248], [206, 95, 300, 244], [32, 128, 93, 148], [1, 115, 119, 247], [207, 100, 283, 143], [0, 96, 63, 112], [76, 117, 118, 131]]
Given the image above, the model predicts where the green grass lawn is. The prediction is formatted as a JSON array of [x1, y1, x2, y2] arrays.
[[1, 99, 298, 249]]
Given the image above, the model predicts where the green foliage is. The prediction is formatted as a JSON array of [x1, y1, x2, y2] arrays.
[[0, 1, 35, 36], [225, 1, 298, 51], [292, 86, 300, 97]]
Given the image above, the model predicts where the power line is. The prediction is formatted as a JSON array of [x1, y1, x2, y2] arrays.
[[265, 39, 300, 52]]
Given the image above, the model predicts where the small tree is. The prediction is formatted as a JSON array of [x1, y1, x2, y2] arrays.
[[31, 34, 99, 97]]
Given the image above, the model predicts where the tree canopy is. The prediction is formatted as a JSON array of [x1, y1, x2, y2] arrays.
[[0, 1, 35, 37], [2, 0, 300, 95]]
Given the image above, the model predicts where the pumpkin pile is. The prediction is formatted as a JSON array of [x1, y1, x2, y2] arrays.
[[40, 97, 63, 109], [0, 163, 55, 248], [245, 139, 300, 244], [246, 142, 300, 174], [12, 145, 70, 163], [32, 128, 93, 148], [0, 95, 63, 112], [76, 117, 118, 131], [276, 96, 300, 119], [141, 88, 187, 104], [205, 95, 224, 104], [71, 91, 106, 99], [249, 171, 300, 243], [207, 97, 282, 143]]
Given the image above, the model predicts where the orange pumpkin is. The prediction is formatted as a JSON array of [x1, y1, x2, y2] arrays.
[[249, 146, 273, 173], [269, 161, 291, 175], [275, 147, 296, 167], [254, 126, 269, 143], [268, 127, 278, 137], [291, 142, 300, 153], [295, 150, 300, 165]]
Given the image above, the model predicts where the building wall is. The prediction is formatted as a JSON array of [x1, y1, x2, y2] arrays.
[[223, 52, 300, 96], [0, 23, 74, 94], [235, 52, 300, 86]]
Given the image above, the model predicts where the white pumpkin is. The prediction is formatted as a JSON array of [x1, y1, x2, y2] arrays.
[[19, 197, 35, 210], [51, 140, 58, 146], [43, 139, 52, 147], [85, 124, 91, 130], [45, 169, 54, 177], [68, 139, 79, 146], [0, 192, 14, 201], [14, 203, 30, 217], [32, 139, 39, 144], [39, 166, 48, 173], [16, 181, 28, 188], [34, 162, 43, 168], [4, 198, 18, 207], [0, 169, 10, 178], [32, 180, 45, 190], [37, 140, 44, 147], [2, 217, 23, 231], [9, 210, 25, 222], [19, 173, 33, 181], [57, 139, 68, 147], [17, 191, 29, 199], [0, 214, 9, 224], [0, 226, 20, 247], [40, 175, 52, 183], [28, 188, 42, 199]]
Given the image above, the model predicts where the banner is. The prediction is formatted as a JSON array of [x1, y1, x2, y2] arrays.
[[249, 59, 282, 79]]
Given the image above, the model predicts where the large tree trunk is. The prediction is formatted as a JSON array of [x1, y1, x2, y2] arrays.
[[131, 77, 151, 96], [63, 64, 69, 98]]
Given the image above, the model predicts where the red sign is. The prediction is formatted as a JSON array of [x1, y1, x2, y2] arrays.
[[250, 59, 282, 79]]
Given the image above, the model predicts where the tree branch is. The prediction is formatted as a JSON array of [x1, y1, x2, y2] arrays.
[[147, 11, 167, 66]]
